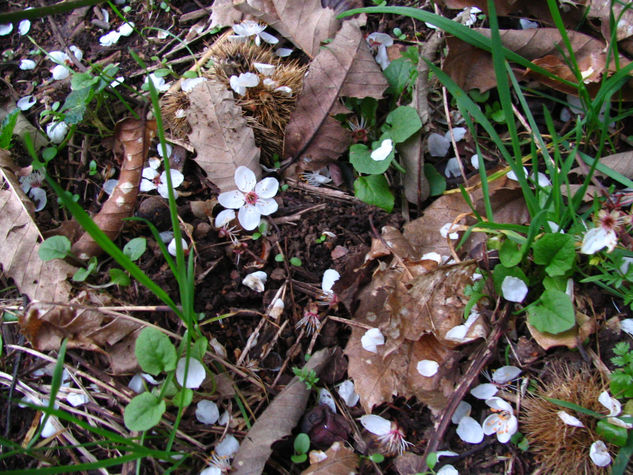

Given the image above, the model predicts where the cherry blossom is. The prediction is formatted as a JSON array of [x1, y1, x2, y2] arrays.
[[416, 359, 439, 377], [200, 434, 240, 474], [217, 166, 279, 231], [0, 24, 13, 36], [17, 95, 36, 111], [337, 380, 359, 407], [360, 414, 412, 455], [19, 59, 36, 70], [445, 157, 461, 178], [501, 276, 528, 302], [456, 416, 484, 444], [230, 20, 278, 45], [361, 327, 384, 353], [229, 72, 259, 96], [195, 400, 220, 425], [176, 357, 206, 389], [144, 73, 171, 93], [168, 238, 188, 257], [46, 120, 69, 144], [300, 169, 332, 186], [321, 268, 340, 300], [20, 171, 47, 212], [371, 139, 393, 161], [471, 365, 521, 400], [366, 32, 393, 70], [482, 397, 518, 443], [557, 410, 584, 427], [242, 271, 267, 292], [18, 19, 31, 35], [589, 440, 611, 467], [140, 157, 184, 199]]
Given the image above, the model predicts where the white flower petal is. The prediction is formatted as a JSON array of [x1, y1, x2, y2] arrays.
[[117, 22, 134, 36], [416, 359, 439, 377], [40, 415, 59, 438], [229, 75, 245, 95], [367, 32, 394, 47], [236, 72, 259, 88], [100, 30, 121, 47], [215, 434, 240, 457], [157, 183, 178, 199], [437, 465, 459, 475], [470, 383, 498, 400], [29, 187, 47, 212], [447, 127, 467, 142], [274, 85, 292, 96], [18, 20, 31, 36], [200, 466, 222, 475], [234, 166, 256, 193], [428, 133, 451, 157], [452, 400, 472, 424], [49, 51, 69, 64], [66, 392, 90, 407], [140, 179, 157, 192], [276, 47, 293, 57], [445, 324, 468, 343], [436, 450, 458, 459], [318, 388, 337, 413], [69, 45, 83, 61], [375, 45, 390, 70], [218, 190, 245, 209], [321, 269, 340, 294], [215, 209, 236, 228], [371, 139, 393, 161], [46, 121, 69, 144], [51, 64, 70, 80], [255, 196, 278, 216], [519, 18, 539, 29], [501, 276, 528, 303], [238, 205, 261, 230], [445, 157, 461, 178], [195, 400, 220, 425], [506, 166, 528, 181], [337, 380, 359, 407], [589, 440, 611, 467], [232, 20, 265, 37], [242, 271, 267, 292], [142, 167, 159, 181], [485, 396, 513, 412], [581, 227, 617, 254], [492, 366, 521, 384], [0, 24, 13, 36], [263, 78, 278, 89], [621, 318, 633, 336], [456, 416, 484, 444], [439, 222, 459, 240], [470, 154, 480, 169], [360, 414, 391, 436], [168, 238, 188, 256], [421, 252, 442, 263], [361, 328, 384, 353], [181, 77, 206, 92], [259, 30, 279, 44], [103, 179, 118, 195], [128, 373, 145, 393], [17, 95, 36, 111], [254, 176, 279, 199], [535, 172, 551, 187], [557, 410, 584, 427], [254, 62, 275, 75], [598, 391, 621, 417], [175, 357, 206, 389], [164, 169, 184, 188], [19, 59, 36, 70]]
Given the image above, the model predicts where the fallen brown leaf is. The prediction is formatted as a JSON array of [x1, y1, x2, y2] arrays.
[[302, 441, 359, 474], [283, 19, 388, 171], [526, 310, 596, 350], [186, 78, 261, 192], [585, 0, 633, 41]]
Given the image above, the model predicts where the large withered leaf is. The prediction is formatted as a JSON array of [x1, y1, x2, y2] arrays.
[[302, 441, 359, 475], [585, 0, 633, 41], [283, 19, 388, 170], [210, 0, 245, 30], [233, 0, 339, 58], [186, 78, 261, 192], [445, 28, 633, 95]]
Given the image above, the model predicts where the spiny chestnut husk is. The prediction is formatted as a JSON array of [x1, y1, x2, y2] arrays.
[[520, 362, 619, 475], [161, 33, 306, 166]]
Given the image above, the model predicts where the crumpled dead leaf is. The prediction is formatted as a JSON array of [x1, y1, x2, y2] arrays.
[[210, 0, 245, 30], [20, 293, 142, 374], [585, 0, 633, 41], [233, 0, 339, 58], [445, 28, 633, 96], [231, 348, 334, 474], [588, 151, 633, 180], [302, 441, 359, 475], [186, 78, 261, 192], [283, 19, 388, 172]]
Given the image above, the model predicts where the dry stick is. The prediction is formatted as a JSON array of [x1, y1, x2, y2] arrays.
[[420, 302, 512, 471]]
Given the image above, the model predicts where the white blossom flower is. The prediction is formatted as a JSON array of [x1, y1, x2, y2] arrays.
[[557, 410, 584, 427], [416, 359, 439, 377], [337, 380, 359, 407], [501, 276, 528, 302], [17, 95, 36, 111], [51, 64, 70, 80], [20, 171, 47, 212], [445, 157, 461, 178], [482, 397, 518, 443], [100, 30, 121, 46], [366, 32, 393, 70], [18, 20, 30, 35], [242, 271, 267, 292], [581, 226, 617, 254], [140, 157, 184, 199], [471, 383, 499, 400], [231, 20, 278, 45], [144, 73, 170, 92], [176, 357, 206, 389], [321, 268, 340, 299], [201, 434, 240, 474], [589, 440, 611, 467], [19, 59, 36, 70], [168, 238, 188, 256], [361, 328, 384, 353], [492, 366, 521, 384], [229, 72, 259, 96], [215, 209, 236, 229], [371, 139, 393, 161], [195, 400, 220, 425], [440, 222, 459, 240], [0, 24, 13, 36], [217, 166, 279, 231], [456, 416, 484, 444], [360, 414, 412, 455], [46, 120, 68, 144]]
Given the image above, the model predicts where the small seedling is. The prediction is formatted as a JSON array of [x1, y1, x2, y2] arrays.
[[292, 367, 319, 390], [88, 160, 98, 176], [291, 433, 310, 464]]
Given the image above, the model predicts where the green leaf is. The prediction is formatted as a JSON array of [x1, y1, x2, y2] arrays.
[[109, 268, 130, 286], [294, 433, 310, 454], [190, 336, 208, 361], [291, 454, 307, 464], [385, 106, 422, 143], [274, 253, 284, 262], [289, 257, 302, 267], [349, 143, 391, 174], [38, 235, 71, 261], [596, 420, 628, 447], [61, 87, 92, 124], [425, 452, 438, 470], [543, 275, 569, 292], [72, 256, 97, 282], [354, 175, 394, 212], [70, 72, 99, 91], [172, 388, 193, 408], [492, 263, 527, 295], [424, 163, 446, 196], [42, 147, 57, 163], [0, 107, 19, 149], [124, 392, 166, 431], [369, 453, 385, 463], [135, 327, 177, 375], [383, 57, 415, 97], [527, 289, 575, 334], [181, 70, 198, 78], [123, 237, 147, 261], [532, 233, 575, 277], [499, 239, 522, 267]]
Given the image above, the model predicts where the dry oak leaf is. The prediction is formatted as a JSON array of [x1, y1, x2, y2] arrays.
[[444, 28, 633, 95], [233, 0, 339, 58], [283, 19, 388, 171], [186, 78, 261, 192], [585, 0, 633, 41], [302, 441, 360, 475], [210, 0, 245, 30]]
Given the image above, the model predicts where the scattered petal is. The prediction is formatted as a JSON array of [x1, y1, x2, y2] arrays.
[[18, 20, 30, 36], [66, 392, 90, 407], [17, 95, 36, 111], [471, 383, 498, 400], [242, 271, 267, 292], [452, 400, 472, 424], [492, 366, 521, 384], [0, 24, 13, 36], [506, 166, 528, 181], [276, 47, 293, 57], [29, 187, 47, 212], [181, 77, 206, 92], [215, 434, 240, 457], [254, 62, 275, 75], [274, 85, 292, 96], [117, 21, 134, 36], [46, 121, 69, 144], [99, 30, 121, 47], [49, 51, 69, 64], [581, 227, 617, 254], [69, 45, 83, 61], [321, 269, 340, 297], [215, 209, 236, 228], [416, 359, 439, 377], [439, 222, 459, 240], [437, 465, 459, 475], [175, 357, 206, 389], [598, 391, 621, 417], [449, 127, 467, 142], [421, 252, 442, 263], [361, 328, 384, 353], [371, 139, 393, 161], [195, 400, 220, 425], [144, 73, 170, 93], [337, 380, 359, 407], [19, 59, 36, 70], [360, 414, 391, 436], [456, 416, 484, 444], [51, 64, 70, 80], [501, 276, 528, 303], [470, 154, 479, 169], [589, 440, 611, 467], [445, 157, 461, 178], [557, 410, 584, 427], [428, 133, 450, 157], [168, 238, 188, 256], [621, 318, 633, 336], [318, 388, 336, 413], [520, 18, 539, 29]]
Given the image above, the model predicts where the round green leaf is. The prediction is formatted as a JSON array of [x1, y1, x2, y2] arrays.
[[499, 239, 522, 267], [385, 105, 422, 143], [289, 257, 302, 267], [124, 392, 166, 431], [532, 233, 575, 277], [349, 143, 391, 175], [353, 175, 394, 212], [123, 237, 147, 261], [294, 433, 310, 454], [109, 268, 130, 286], [172, 388, 193, 408], [135, 327, 177, 375], [527, 289, 575, 334], [38, 235, 71, 261], [424, 162, 446, 196]]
